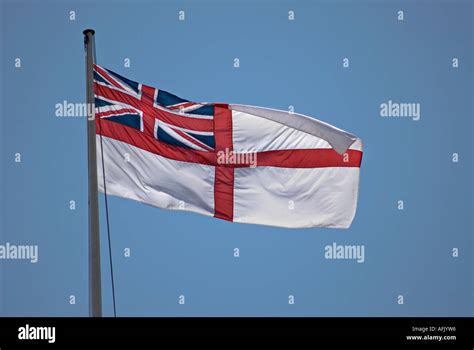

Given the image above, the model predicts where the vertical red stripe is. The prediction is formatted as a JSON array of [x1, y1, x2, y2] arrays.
[[141, 85, 157, 137], [214, 167, 234, 221], [213, 105, 234, 221]]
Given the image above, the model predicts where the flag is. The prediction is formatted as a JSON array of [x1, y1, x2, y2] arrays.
[[93, 65, 363, 228]]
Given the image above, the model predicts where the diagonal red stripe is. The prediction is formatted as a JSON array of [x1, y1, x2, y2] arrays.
[[94, 65, 124, 90], [173, 128, 214, 152], [96, 108, 138, 119], [167, 102, 197, 110]]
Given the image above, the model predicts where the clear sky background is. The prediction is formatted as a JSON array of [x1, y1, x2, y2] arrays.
[[0, 0, 472, 316]]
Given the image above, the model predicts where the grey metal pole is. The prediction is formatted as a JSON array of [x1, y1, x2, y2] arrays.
[[83, 29, 102, 317]]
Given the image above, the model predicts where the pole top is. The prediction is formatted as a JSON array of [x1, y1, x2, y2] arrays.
[[83, 29, 95, 36]]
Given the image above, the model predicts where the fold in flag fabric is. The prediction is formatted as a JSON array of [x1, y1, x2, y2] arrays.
[[93, 65, 363, 228]]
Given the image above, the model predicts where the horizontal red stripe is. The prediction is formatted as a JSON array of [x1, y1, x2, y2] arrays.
[[97, 120, 362, 169], [256, 149, 362, 168], [97, 119, 215, 165], [217, 149, 362, 168], [95, 83, 214, 132]]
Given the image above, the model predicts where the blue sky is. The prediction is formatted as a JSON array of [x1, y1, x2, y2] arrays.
[[0, 0, 472, 316]]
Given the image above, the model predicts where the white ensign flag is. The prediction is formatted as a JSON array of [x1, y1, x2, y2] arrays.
[[93, 64, 363, 229]]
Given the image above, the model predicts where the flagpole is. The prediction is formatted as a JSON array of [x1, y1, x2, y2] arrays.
[[83, 29, 102, 317]]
